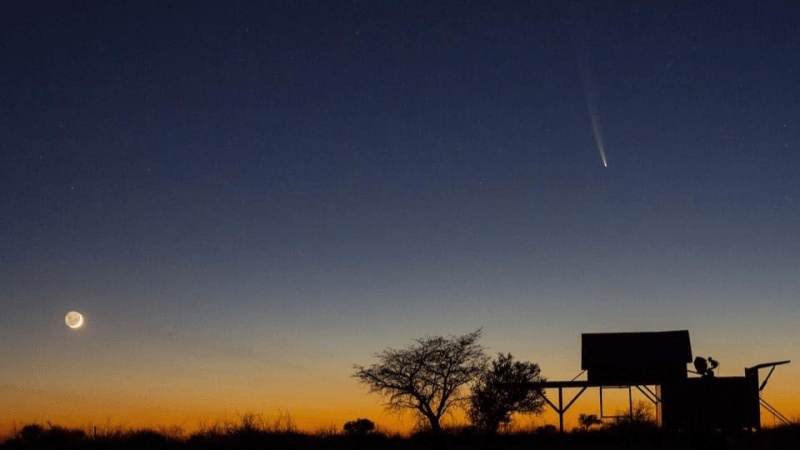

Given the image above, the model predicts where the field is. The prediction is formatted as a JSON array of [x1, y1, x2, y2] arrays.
[[3, 416, 800, 450]]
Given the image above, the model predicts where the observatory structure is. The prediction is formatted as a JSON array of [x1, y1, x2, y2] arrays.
[[529, 330, 789, 432]]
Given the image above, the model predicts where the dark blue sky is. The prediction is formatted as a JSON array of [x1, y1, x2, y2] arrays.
[[2, 0, 800, 430]]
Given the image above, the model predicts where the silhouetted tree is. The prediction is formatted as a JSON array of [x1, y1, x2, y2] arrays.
[[353, 329, 488, 433], [467, 353, 546, 433], [609, 400, 657, 433], [343, 418, 375, 436]]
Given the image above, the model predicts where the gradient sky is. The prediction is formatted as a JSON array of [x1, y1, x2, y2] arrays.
[[2, 0, 799, 433]]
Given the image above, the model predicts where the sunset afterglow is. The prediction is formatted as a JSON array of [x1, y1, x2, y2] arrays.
[[2, 1, 799, 441]]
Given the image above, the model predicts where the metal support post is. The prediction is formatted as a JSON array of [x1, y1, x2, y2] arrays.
[[558, 387, 564, 432]]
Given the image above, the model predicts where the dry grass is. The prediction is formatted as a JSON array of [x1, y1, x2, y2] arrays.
[[3, 415, 800, 449]]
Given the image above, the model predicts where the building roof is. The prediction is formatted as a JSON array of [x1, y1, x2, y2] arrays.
[[581, 330, 692, 369]]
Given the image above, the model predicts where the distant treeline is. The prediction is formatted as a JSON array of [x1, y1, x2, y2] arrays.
[[2, 415, 800, 450]]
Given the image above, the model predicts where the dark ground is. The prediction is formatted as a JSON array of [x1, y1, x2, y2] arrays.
[[3, 422, 800, 450]]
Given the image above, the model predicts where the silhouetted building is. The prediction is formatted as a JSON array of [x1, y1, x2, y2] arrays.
[[582, 330, 692, 385], [666, 375, 760, 431], [528, 330, 789, 432]]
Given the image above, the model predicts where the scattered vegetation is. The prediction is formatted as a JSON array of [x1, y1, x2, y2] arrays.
[[3, 415, 800, 450]]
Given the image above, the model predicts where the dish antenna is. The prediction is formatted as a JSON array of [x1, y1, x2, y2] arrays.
[[693, 356, 718, 377]]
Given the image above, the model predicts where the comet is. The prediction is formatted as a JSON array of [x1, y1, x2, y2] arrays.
[[587, 99, 608, 168], [576, 40, 608, 168]]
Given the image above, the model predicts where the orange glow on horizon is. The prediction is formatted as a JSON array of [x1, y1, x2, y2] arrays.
[[3, 382, 799, 437], [3, 335, 797, 437]]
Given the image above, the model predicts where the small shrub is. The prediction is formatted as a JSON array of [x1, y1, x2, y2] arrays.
[[19, 424, 46, 442], [343, 418, 375, 436]]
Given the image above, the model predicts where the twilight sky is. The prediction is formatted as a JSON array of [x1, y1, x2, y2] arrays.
[[2, 0, 799, 432]]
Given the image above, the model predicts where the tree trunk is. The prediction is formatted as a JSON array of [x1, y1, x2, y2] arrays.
[[427, 414, 441, 433]]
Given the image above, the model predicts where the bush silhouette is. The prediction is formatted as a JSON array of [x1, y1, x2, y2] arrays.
[[343, 418, 375, 436], [578, 413, 603, 431], [19, 424, 46, 442], [468, 353, 546, 433]]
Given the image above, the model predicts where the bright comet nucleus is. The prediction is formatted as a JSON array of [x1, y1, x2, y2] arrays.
[[65, 311, 84, 329]]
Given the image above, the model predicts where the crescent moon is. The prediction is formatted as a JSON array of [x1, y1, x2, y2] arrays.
[[65, 311, 84, 329]]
